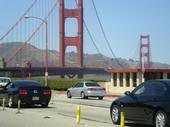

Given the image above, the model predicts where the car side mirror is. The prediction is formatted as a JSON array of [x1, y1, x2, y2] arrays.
[[124, 91, 131, 96]]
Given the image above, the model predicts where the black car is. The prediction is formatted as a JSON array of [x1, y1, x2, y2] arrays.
[[0, 80, 51, 108], [110, 79, 170, 127]]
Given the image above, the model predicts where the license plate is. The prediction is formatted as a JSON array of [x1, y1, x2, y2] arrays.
[[32, 97, 39, 101]]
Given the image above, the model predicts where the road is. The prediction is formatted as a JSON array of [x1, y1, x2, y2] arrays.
[[0, 93, 149, 127]]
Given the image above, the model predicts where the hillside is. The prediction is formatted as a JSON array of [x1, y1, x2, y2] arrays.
[[0, 42, 170, 69]]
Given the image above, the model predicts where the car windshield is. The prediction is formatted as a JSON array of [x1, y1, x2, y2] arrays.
[[85, 83, 100, 87]]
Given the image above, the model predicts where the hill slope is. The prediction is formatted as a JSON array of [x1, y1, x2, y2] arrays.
[[0, 42, 170, 69]]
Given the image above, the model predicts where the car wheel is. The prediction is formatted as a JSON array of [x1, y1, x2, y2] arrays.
[[98, 97, 103, 100], [8, 96, 16, 108], [81, 92, 86, 99], [111, 105, 120, 125], [155, 110, 168, 127], [41, 103, 48, 108], [67, 91, 72, 98]]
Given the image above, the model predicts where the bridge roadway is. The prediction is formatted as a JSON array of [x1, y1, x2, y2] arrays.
[[0, 67, 108, 78]]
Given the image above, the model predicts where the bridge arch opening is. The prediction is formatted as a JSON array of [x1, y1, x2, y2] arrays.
[[64, 0, 78, 9], [65, 18, 78, 37], [65, 46, 77, 67]]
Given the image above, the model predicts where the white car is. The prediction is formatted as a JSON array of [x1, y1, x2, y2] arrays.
[[67, 82, 106, 100], [0, 77, 11, 87]]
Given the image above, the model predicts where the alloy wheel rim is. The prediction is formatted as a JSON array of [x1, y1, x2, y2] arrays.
[[156, 112, 165, 127], [112, 107, 119, 123], [8, 97, 12, 107]]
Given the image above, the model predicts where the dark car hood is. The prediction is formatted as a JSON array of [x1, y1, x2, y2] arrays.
[[113, 95, 134, 105]]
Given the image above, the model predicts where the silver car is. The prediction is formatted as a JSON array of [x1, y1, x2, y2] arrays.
[[67, 82, 106, 100], [0, 77, 11, 88]]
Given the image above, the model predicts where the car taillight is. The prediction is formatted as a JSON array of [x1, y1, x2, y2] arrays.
[[87, 88, 97, 91], [43, 89, 51, 95], [19, 89, 28, 95], [101, 88, 105, 91]]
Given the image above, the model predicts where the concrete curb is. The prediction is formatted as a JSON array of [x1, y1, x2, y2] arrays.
[[52, 90, 120, 98]]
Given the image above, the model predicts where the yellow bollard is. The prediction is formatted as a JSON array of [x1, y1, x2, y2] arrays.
[[120, 112, 125, 127], [17, 99, 21, 113], [2, 97, 5, 111], [76, 105, 81, 124]]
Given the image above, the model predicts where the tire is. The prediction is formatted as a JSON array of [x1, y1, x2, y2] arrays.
[[110, 105, 120, 125], [81, 92, 86, 99], [155, 110, 168, 127], [41, 103, 48, 108], [8, 96, 16, 108], [98, 97, 104, 100], [67, 91, 72, 98]]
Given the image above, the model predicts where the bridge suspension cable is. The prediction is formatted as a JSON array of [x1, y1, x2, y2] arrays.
[[83, 21, 109, 67], [73, 0, 110, 67], [0, 0, 38, 41], [6, 0, 59, 65], [91, 0, 124, 68]]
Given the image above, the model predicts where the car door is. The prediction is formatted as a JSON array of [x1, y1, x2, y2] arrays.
[[73, 83, 84, 97], [121, 82, 150, 121], [5, 82, 17, 95], [131, 82, 152, 121], [142, 81, 168, 120], [76, 83, 84, 97], [0, 87, 5, 102], [70, 83, 79, 97], [0, 82, 12, 102]]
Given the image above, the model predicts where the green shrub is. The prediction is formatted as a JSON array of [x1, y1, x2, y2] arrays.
[[11, 77, 107, 91]]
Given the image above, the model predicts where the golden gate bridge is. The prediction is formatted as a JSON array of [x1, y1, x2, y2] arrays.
[[0, 0, 151, 80]]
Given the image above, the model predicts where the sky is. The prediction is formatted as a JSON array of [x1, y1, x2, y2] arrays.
[[0, 0, 170, 64]]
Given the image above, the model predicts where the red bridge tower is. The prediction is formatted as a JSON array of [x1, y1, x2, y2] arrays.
[[59, 0, 83, 68], [140, 35, 150, 70]]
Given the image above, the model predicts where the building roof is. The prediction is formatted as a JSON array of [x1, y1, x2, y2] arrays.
[[109, 68, 170, 73]]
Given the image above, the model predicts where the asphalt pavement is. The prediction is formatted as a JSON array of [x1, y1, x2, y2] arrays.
[[0, 93, 149, 127]]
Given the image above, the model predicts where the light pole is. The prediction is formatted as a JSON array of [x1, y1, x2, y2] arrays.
[[24, 16, 48, 86]]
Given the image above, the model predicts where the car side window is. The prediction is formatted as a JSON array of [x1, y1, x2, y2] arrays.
[[149, 82, 167, 96], [74, 83, 79, 88], [6, 82, 14, 89], [80, 83, 84, 87], [76, 83, 84, 88], [132, 82, 148, 96]]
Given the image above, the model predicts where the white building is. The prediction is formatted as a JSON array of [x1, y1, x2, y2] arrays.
[[107, 68, 170, 95]]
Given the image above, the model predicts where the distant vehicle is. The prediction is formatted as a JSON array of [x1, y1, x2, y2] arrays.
[[0, 80, 51, 108], [0, 77, 11, 87], [110, 79, 170, 127], [67, 82, 106, 100]]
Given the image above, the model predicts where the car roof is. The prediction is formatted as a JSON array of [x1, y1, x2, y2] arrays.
[[11, 80, 43, 87], [0, 77, 11, 79], [148, 79, 170, 85], [12, 80, 38, 83], [80, 81, 97, 83]]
